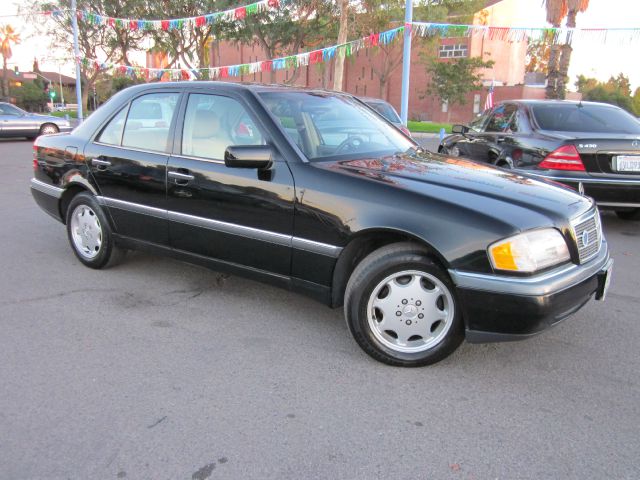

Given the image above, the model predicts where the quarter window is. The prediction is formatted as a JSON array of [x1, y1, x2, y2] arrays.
[[96, 106, 127, 145], [121, 93, 179, 152], [181, 94, 264, 160]]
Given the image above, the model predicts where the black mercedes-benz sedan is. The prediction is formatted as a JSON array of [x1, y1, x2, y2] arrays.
[[440, 100, 640, 220], [30, 82, 612, 367], [0, 102, 73, 138]]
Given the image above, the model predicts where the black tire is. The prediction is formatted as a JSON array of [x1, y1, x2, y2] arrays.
[[615, 209, 640, 221], [65, 192, 125, 269], [344, 242, 464, 367], [39, 123, 59, 136]]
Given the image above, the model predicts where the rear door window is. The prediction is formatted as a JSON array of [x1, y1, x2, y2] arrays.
[[485, 104, 518, 133], [121, 93, 180, 152]]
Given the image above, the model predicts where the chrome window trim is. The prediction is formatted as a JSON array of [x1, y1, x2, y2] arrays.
[[96, 196, 342, 258], [450, 240, 610, 297], [92, 141, 171, 156], [30, 178, 64, 199], [170, 153, 225, 165]]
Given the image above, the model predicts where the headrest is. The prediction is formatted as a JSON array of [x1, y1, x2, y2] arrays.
[[192, 109, 220, 139]]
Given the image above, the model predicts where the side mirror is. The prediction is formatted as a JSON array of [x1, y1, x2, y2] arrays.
[[224, 145, 273, 170], [451, 124, 469, 134]]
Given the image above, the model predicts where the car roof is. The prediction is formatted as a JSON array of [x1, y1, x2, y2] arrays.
[[502, 99, 621, 109], [358, 97, 390, 105], [123, 81, 353, 97]]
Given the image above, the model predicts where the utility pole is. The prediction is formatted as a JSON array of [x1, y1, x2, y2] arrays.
[[58, 66, 65, 105], [400, 0, 413, 125], [71, 0, 83, 121]]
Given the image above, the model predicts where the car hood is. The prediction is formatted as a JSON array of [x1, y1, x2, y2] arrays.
[[319, 150, 593, 229]]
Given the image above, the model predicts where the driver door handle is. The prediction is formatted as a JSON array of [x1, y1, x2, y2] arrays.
[[91, 158, 111, 168], [168, 170, 195, 185]]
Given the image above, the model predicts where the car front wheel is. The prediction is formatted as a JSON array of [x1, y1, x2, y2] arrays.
[[344, 243, 464, 367], [66, 192, 124, 269]]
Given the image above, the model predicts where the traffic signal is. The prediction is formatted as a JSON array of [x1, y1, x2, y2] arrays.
[[13, 65, 19, 75], [49, 90, 56, 100]]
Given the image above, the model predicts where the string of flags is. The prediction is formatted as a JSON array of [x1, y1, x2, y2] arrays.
[[80, 26, 405, 81], [78, 0, 285, 31], [411, 21, 640, 45]]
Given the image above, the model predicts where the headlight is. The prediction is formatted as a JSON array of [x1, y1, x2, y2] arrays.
[[488, 228, 570, 273]]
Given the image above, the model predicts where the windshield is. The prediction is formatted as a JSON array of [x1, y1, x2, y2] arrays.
[[0, 103, 24, 115], [259, 91, 416, 161], [366, 101, 401, 123], [531, 103, 640, 134]]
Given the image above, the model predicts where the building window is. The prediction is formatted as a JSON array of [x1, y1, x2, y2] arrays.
[[364, 85, 367, 95], [355, 85, 359, 94], [439, 43, 468, 59], [442, 100, 448, 113], [370, 68, 373, 80], [361, 67, 365, 78]]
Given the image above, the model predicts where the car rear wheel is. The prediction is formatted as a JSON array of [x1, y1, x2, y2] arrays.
[[344, 243, 464, 367], [66, 192, 124, 269], [615, 208, 640, 221], [40, 123, 59, 136]]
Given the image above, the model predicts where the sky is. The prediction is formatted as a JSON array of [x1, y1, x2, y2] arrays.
[[1, 0, 639, 90]]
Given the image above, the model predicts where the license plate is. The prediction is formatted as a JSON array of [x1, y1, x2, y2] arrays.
[[613, 155, 640, 172], [595, 260, 613, 301]]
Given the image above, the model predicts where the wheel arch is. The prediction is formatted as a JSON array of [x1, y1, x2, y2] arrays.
[[330, 228, 449, 308], [58, 178, 100, 224]]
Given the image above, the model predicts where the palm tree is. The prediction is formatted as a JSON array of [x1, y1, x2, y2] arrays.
[[0, 24, 21, 98], [543, 0, 568, 99], [557, 0, 590, 97]]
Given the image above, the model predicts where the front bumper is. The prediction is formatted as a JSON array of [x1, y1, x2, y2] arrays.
[[449, 240, 612, 342], [521, 170, 640, 208]]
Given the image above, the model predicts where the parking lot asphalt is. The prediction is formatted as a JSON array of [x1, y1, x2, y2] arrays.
[[1, 138, 639, 480]]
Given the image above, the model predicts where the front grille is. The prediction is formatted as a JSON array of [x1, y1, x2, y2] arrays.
[[571, 210, 602, 264]]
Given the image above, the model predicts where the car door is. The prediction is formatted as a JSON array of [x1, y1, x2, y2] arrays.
[[166, 90, 295, 276], [452, 110, 489, 158], [84, 90, 181, 245], [0, 103, 34, 137], [477, 104, 519, 162]]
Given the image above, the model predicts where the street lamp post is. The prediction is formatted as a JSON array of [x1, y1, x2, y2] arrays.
[[71, 0, 83, 121]]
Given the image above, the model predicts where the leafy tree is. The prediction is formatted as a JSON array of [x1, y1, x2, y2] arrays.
[[146, 0, 237, 76], [425, 56, 494, 122], [234, 0, 337, 84], [575, 73, 636, 115], [10, 82, 48, 111], [25, 0, 146, 109], [354, 0, 484, 100], [0, 24, 21, 98]]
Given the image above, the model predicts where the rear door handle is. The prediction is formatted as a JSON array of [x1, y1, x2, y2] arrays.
[[168, 170, 195, 185], [91, 158, 111, 169], [496, 137, 506, 143]]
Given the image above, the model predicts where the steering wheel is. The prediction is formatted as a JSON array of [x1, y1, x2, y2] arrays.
[[335, 135, 365, 154]]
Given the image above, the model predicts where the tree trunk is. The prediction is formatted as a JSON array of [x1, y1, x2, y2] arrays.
[[557, 10, 577, 100], [332, 0, 348, 91], [2, 56, 8, 98], [545, 24, 562, 99]]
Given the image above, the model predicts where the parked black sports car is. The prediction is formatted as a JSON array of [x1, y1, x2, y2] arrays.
[[31, 83, 612, 367], [0, 102, 73, 139], [440, 100, 640, 220]]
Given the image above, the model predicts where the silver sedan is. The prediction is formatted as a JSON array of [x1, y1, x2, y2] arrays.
[[0, 102, 73, 139]]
